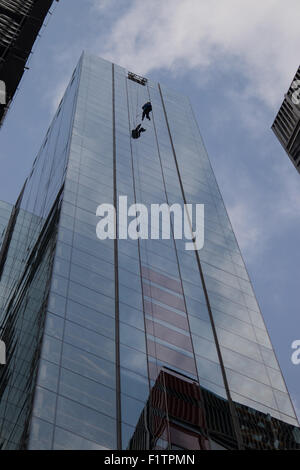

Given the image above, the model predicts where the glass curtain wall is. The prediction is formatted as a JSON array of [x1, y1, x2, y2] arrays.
[[0, 55, 80, 450]]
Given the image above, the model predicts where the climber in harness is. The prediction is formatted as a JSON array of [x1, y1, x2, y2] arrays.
[[142, 101, 152, 121], [131, 124, 146, 139]]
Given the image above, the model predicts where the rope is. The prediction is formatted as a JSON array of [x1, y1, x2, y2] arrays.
[[135, 84, 140, 127], [129, 81, 169, 445]]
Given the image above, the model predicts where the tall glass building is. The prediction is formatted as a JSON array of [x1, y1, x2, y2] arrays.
[[0, 53, 299, 450]]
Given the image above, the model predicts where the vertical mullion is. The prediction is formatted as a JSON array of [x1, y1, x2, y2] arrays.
[[112, 63, 122, 450]]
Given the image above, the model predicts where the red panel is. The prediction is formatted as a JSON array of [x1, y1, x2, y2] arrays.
[[144, 300, 189, 331], [143, 282, 186, 312], [141, 266, 183, 294]]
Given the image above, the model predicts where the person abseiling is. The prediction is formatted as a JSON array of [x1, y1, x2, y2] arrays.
[[142, 101, 152, 121], [131, 123, 146, 139]]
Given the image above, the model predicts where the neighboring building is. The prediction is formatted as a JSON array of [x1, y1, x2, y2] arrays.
[[0, 53, 298, 450], [272, 66, 300, 173], [0, 0, 58, 126]]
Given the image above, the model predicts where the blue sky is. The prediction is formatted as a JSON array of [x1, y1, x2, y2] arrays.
[[0, 0, 300, 420]]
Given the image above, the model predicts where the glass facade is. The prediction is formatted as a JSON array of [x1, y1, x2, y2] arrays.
[[0, 58, 80, 449], [0, 53, 298, 450]]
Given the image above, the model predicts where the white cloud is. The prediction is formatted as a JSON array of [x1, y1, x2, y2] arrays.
[[93, 0, 300, 109], [227, 201, 263, 258], [48, 78, 69, 112], [92, 0, 119, 10], [223, 153, 300, 266], [43, 47, 81, 113]]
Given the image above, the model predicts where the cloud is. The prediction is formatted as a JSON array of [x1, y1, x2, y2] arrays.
[[227, 201, 263, 258], [223, 152, 300, 263], [42, 45, 83, 113], [93, 0, 300, 109], [91, 0, 120, 10], [47, 78, 69, 113]]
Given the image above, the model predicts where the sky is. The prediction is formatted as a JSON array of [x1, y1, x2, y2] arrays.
[[0, 0, 300, 420]]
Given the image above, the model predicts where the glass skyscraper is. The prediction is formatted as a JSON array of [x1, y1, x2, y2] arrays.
[[0, 53, 299, 450]]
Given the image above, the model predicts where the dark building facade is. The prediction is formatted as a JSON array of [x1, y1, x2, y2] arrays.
[[272, 66, 300, 173], [0, 0, 57, 126], [0, 53, 298, 450]]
